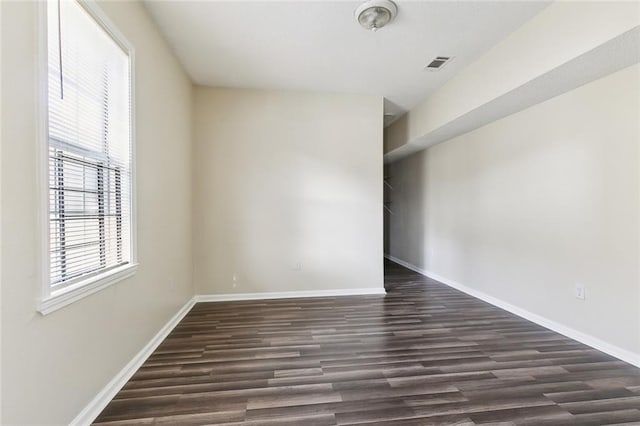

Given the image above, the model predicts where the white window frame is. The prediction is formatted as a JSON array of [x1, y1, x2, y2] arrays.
[[37, 0, 138, 315]]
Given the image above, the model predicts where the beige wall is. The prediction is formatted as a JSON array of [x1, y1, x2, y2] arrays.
[[193, 87, 383, 295], [388, 64, 640, 356], [0, 1, 193, 424]]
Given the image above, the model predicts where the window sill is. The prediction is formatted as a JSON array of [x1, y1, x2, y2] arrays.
[[38, 263, 138, 315]]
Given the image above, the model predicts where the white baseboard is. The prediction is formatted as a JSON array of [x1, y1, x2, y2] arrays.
[[384, 254, 640, 368], [195, 287, 386, 303], [70, 297, 197, 426]]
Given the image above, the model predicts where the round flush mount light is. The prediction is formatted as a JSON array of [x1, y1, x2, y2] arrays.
[[355, 0, 398, 32]]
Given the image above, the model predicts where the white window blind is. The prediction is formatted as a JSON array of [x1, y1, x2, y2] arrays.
[[47, 0, 132, 291]]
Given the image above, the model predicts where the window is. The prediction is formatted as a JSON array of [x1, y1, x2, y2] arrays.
[[40, 0, 135, 313]]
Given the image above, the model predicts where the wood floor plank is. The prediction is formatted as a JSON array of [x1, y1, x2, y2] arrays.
[[93, 260, 640, 424]]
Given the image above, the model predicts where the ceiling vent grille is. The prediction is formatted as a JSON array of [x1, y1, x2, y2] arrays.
[[425, 56, 453, 71]]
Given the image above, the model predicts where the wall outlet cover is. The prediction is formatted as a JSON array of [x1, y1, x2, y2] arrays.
[[575, 283, 586, 300]]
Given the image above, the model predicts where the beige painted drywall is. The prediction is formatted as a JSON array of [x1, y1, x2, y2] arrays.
[[193, 87, 383, 295], [388, 64, 640, 356], [385, 1, 640, 153], [0, 1, 193, 424]]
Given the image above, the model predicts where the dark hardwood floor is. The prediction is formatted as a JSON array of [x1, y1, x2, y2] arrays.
[[94, 260, 640, 425]]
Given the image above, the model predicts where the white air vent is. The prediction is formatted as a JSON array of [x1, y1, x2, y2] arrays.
[[424, 56, 453, 71]]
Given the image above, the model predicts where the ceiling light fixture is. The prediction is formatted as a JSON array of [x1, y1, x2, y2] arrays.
[[355, 0, 398, 32]]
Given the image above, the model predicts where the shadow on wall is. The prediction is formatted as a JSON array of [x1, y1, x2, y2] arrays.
[[384, 164, 390, 255], [384, 115, 410, 154], [387, 153, 427, 268]]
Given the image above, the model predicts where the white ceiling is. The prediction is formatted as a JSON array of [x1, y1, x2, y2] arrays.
[[144, 1, 550, 123]]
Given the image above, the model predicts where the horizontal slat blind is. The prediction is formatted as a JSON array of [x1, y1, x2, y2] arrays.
[[47, 0, 132, 289]]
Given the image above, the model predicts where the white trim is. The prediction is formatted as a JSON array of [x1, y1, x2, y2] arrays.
[[78, 0, 134, 55], [384, 254, 640, 368], [37, 0, 138, 310], [195, 287, 386, 303], [36, 0, 51, 311], [38, 263, 138, 315], [70, 296, 196, 426]]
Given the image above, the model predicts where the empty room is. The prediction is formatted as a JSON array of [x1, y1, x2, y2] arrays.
[[1, 0, 639, 424]]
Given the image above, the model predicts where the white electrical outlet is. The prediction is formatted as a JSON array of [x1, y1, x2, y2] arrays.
[[293, 261, 302, 271], [575, 283, 586, 300], [232, 273, 238, 288]]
